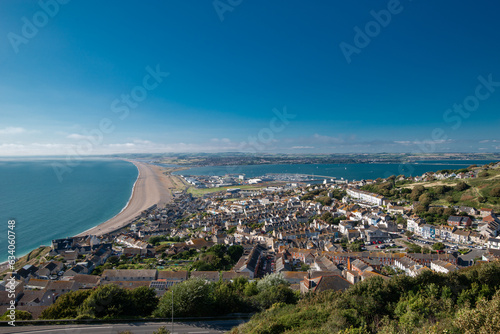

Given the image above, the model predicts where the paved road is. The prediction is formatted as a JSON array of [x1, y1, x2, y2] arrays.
[[0, 319, 247, 334]]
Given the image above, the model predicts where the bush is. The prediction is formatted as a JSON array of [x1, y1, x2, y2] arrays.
[[1, 310, 32, 320], [254, 284, 297, 310], [490, 187, 500, 198], [257, 272, 289, 292], [40, 290, 92, 319], [455, 182, 470, 191]]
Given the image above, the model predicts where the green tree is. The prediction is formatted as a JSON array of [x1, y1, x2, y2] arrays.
[[348, 241, 362, 252], [40, 290, 92, 319], [419, 193, 433, 207], [257, 272, 289, 292], [490, 187, 500, 198], [154, 277, 215, 317], [316, 196, 332, 206], [321, 211, 335, 224], [227, 244, 244, 263], [254, 284, 297, 310], [79, 284, 131, 318], [455, 290, 500, 333], [301, 263, 311, 271], [410, 185, 426, 201], [129, 286, 159, 316], [455, 182, 470, 191], [479, 171, 490, 178], [106, 255, 119, 265], [149, 235, 166, 246], [1, 310, 33, 320], [432, 242, 445, 251]]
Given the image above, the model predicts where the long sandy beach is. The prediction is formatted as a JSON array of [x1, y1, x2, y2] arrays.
[[75, 161, 176, 237]]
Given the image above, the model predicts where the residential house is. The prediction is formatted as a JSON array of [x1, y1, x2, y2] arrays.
[[190, 271, 220, 282], [451, 230, 470, 244], [220, 271, 251, 282], [420, 224, 436, 239], [300, 275, 352, 294], [233, 244, 265, 278], [431, 260, 458, 274], [101, 269, 157, 282], [364, 226, 389, 243], [36, 261, 63, 279], [447, 216, 472, 227]]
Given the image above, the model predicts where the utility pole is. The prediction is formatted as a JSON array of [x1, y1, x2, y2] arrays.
[[171, 288, 174, 333]]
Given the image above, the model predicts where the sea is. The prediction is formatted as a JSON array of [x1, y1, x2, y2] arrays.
[[0, 159, 138, 263], [173, 160, 497, 180]]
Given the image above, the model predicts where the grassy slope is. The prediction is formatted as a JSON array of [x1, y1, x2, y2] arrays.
[[187, 185, 268, 197], [1, 246, 51, 278], [396, 165, 500, 211]]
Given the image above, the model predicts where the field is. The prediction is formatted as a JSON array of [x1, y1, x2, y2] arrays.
[[187, 184, 266, 197]]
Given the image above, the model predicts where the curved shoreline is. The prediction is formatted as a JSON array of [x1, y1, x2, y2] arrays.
[[75, 160, 173, 237]]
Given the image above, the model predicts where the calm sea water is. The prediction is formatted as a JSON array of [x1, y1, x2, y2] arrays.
[[0, 159, 137, 263], [173, 160, 497, 180]]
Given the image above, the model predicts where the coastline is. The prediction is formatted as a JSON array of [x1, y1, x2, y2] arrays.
[[75, 160, 174, 237]]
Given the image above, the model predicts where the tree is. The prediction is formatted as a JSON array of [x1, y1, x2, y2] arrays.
[[1, 310, 32, 320], [490, 187, 500, 198], [79, 284, 131, 318], [455, 290, 500, 334], [316, 196, 332, 206], [321, 211, 335, 224], [257, 272, 289, 292], [40, 290, 92, 319], [418, 193, 433, 207], [154, 277, 215, 317], [254, 284, 297, 310], [348, 241, 362, 252], [129, 286, 159, 316], [396, 215, 407, 227], [455, 182, 470, 192], [301, 263, 311, 271], [479, 171, 490, 178], [435, 185, 449, 195], [106, 255, 119, 265], [432, 242, 445, 251], [410, 186, 426, 201], [227, 244, 244, 263], [149, 235, 166, 246]]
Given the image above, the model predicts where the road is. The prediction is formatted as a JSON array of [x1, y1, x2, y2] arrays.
[[0, 319, 247, 334]]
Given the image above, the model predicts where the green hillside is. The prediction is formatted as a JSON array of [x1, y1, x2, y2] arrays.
[[360, 162, 500, 219]]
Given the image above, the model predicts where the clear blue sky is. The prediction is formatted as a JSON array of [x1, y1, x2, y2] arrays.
[[1, 0, 499, 155]]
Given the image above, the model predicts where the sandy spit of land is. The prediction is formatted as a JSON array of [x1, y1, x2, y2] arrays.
[[75, 160, 176, 237]]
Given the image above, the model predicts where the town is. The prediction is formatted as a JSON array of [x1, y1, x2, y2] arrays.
[[1, 161, 500, 319]]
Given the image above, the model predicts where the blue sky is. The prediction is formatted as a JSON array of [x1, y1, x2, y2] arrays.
[[0, 0, 499, 155]]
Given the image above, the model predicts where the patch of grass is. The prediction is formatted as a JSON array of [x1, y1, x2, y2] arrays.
[[187, 185, 264, 197]]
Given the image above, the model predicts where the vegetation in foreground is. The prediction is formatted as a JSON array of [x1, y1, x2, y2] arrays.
[[231, 261, 500, 334], [39, 273, 297, 320]]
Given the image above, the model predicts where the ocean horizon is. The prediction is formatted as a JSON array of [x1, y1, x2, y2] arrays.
[[0, 159, 138, 263]]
